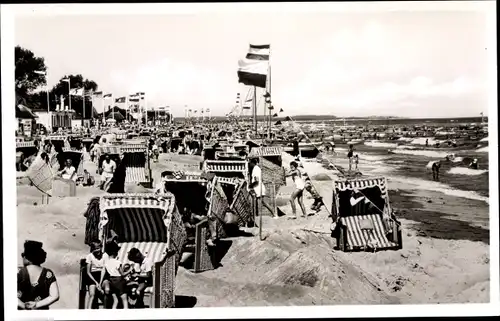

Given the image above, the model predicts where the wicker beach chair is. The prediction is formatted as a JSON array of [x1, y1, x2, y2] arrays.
[[331, 177, 403, 252], [16, 141, 38, 171], [79, 193, 186, 309]]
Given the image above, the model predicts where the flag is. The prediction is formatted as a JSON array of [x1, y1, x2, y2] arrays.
[[129, 98, 140, 102], [284, 116, 292, 121], [275, 120, 282, 126], [279, 108, 284, 113], [246, 44, 270, 60], [136, 92, 145, 95], [242, 106, 251, 110], [62, 78, 70, 83], [115, 97, 126, 103], [93, 91, 103, 96], [129, 93, 139, 98], [268, 105, 274, 110], [237, 59, 269, 88], [84, 89, 93, 97], [69, 88, 84, 96], [103, 93, 112, 98], [237, 44, 270, 88]]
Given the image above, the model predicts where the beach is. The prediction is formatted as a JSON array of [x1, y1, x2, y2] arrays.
[[16, 144, 490, 308]]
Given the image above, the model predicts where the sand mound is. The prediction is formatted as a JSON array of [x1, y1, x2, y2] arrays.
[[264, 245, 397, 304], [310, 173, 331, 181]]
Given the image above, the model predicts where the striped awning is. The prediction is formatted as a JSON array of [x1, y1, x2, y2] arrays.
[[204, 160, 248, 173], [97, 146, 121, 155], [340, 214, 397, 250], [99, 194, 176, 249], [47, 135, 66, 141], [121, 144, 147, 153], [117, 242, 169, 264], [217, 177, 242, 185], [125, 167, 148, 183], [16, 141, 36, 148], [335, 177, 388, 197], [248, 146, 283, 157]]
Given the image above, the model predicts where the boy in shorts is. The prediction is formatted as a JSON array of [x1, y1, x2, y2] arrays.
[[100, 242, 128, 309]]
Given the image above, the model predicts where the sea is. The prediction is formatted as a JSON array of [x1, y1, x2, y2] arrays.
[[296, 117, 491, 244]]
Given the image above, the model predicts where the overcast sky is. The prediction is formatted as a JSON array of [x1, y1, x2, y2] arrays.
[[13, 2, 494, 117]]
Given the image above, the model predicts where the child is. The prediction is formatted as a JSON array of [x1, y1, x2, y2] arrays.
[[127, 248, 153, 307], [85, 241, 107, 309], [82, 169, 95, 187], [100, 242, 128, 309], [354, 155, 359, 171]]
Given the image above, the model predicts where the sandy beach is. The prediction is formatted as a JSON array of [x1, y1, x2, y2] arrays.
[[16, 150, 490, 308]]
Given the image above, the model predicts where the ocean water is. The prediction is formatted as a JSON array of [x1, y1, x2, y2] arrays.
[[322, 142, 491, 244], [353, 143, 490, 199]]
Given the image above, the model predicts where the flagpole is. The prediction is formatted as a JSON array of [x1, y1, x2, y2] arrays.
[[253, 86, 257, 133], [68, 78, 72, 111], [267, 65, 272, 139], [82, 88, 85, 127]]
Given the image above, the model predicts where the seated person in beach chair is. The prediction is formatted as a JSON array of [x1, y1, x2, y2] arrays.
[[57, 159, 77, 181], [127, 248, 153, 308], [82, 169, 95, 187], [182, 207, 218, 247]]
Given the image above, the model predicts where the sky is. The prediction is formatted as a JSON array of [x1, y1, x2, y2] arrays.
[[13, 2, 495, 118]]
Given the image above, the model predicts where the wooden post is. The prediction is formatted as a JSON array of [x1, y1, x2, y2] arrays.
[[272, 183, 277, 217]]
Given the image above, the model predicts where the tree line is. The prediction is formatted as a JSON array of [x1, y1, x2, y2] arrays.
[[15, 46, 99, 118]]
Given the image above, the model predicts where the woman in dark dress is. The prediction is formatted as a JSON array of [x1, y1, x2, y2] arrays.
[[18, 240, 60, 310]]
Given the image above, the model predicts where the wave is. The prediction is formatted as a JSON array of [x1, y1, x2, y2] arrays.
[[358, 153, 391, 161], [364, 141, 399, 148], [389, 176, 489, 204], [476, 146, 488, 153], [447, 167, 488, 176], [395, 145, 418, 150], [410, 137, 444, 146], [397, 137, 414, 142], [389, 149, 454, 158]]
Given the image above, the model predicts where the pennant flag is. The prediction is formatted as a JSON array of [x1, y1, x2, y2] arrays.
[[273, 113, 278, 117], [242, 106, 251, 110], [246, 98, 252, 102], [93, 91, 103, 96], [279, 108, 284, 113], [136, 92, 145, 96], [129, 98, 140, 102], [246, 44, 270, 61], [103, 93, 112, 98], [129, 93, 139, 98], [69, 88, 84, 96], [237, 44, 270, 88], [206, 108, 210, 113], [275, 120, 282, 126], [268, 105, 274, 110], [115, 97, 126, 103], [284, 116, 292, 121]]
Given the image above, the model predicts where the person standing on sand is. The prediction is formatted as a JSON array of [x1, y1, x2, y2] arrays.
[[100, 154, 116, 190], [248, 158, 276, 219], [286, 161, 308, 219], [18, 240, 60, 310], [431, 161, 441, 181], [347, 144, 355, 171]]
